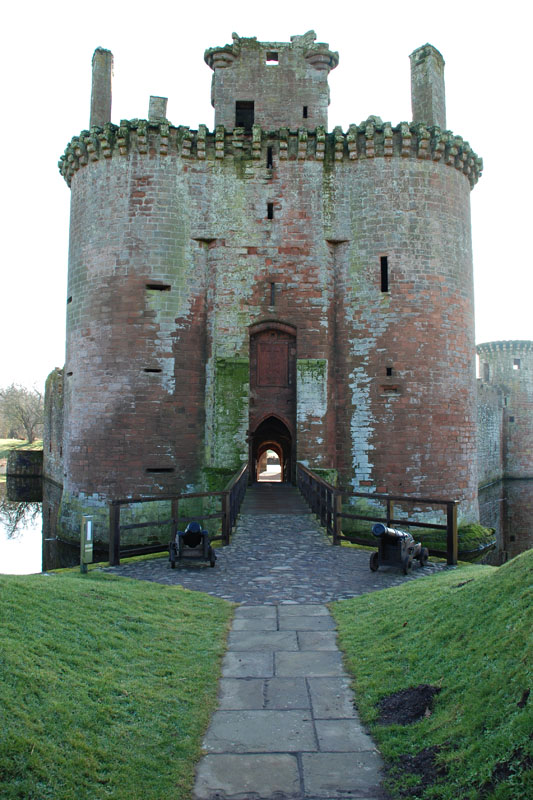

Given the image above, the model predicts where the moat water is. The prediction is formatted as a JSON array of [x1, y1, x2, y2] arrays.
[[1, 478, 532, 574]]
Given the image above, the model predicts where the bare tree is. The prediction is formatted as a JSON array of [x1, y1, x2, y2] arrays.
[[0, 384, 44, 443]]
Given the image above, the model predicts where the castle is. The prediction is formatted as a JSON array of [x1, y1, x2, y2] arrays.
[[44, 32, 532, 542]]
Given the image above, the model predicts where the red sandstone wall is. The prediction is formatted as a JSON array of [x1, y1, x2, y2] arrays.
[[65, 154, 207, 499], [333, 159, 478, 518]]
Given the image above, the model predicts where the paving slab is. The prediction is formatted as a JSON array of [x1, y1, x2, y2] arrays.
[[315, 718, 377, 751], [278, 604, 330, 616], [218, 678, 266, 710], [307, 677, 359, 719], [279, 615, 337, 631], [234, 605, 277, 618], [301, 752, 385, 798], [231, 616, 278, 631], [203, 709, 317, 753], [222, 652, 274, 678], [275, 650, 344, 677], [298, 631, 338, 650], [228, 630, 299, 651], [265, 677, 310, 709], [194, 753, 301, 800]]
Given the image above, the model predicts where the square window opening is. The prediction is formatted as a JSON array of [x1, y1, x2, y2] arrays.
[[266, 52, 279, 64], [235, 101, 254, 130]]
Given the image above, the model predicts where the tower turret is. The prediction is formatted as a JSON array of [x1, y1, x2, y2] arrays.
[[204, 31, 338, 131]]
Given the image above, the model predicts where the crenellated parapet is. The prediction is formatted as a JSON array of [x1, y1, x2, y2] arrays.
[[477, 341, 533, 356], [59, 117, 482, 187]]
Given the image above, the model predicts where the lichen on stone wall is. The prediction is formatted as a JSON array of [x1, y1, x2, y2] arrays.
[[211, 357, 249, 469], [297, 359, 328, 423]]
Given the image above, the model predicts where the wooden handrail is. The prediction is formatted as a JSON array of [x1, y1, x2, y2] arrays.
[[108, 464, 249, 565], [297, 463, 459, 565]]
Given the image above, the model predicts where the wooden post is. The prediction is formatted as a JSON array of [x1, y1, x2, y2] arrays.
[[171, 498, 179, 540], [333, 492, 342, 545], [446, 502, 458, 566], [222, 492, 230, 545], [109, 503, 120, 566], [386, 498, 395, 527]]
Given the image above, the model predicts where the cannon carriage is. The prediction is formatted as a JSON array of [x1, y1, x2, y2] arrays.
[[370, 522, 429, 574]]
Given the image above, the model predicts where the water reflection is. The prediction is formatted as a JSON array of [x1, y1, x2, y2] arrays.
[[479, 479, 533, 565], [0, 480, 42, 574]]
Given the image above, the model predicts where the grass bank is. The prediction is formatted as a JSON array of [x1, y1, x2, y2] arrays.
[[332, 551, 532, 799], [0, 571, 233, 800]]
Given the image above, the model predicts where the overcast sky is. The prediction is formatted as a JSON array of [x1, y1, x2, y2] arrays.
[[2, 0, 531, 390]]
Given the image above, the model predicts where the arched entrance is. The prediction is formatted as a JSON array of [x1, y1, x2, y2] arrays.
[[249, 322, 296, 483], [251, 416, 292, 482]]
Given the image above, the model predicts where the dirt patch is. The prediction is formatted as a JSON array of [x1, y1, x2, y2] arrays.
[[377, 684, 441, 725], [480, 745, 533, 798], [386, 745, 446, 798]]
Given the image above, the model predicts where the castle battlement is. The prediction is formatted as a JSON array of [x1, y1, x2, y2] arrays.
[[59, 119, 482, 187], [477, 340, 533, 356]]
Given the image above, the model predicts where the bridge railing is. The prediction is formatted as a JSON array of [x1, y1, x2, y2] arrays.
[[296, 463, 458, 565], [108, 464, 249, 566]]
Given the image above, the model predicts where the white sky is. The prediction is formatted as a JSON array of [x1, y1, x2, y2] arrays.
[[2, 0, 531, 391]]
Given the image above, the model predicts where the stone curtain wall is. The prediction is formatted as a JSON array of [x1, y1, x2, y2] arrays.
[[43, 368, 64, 486], [476, 381, 504, 487], [477, 341, 533, 480]]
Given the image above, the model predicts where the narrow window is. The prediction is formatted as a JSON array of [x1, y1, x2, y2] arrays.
[[270, 282, 276, 306], [509, 416, 515, 423], [386, 367, 393, 376], [235, 100, 254, 129], [66, 371, 73, 377], [67, 296, 72, 304], [146, 283, 171, 291], [483, 362, 490, 382], [267, 146, 273, 168], [303, 105, 308, 119], [513, 358, 520, 370], [380, 256, 389, 292], [144, 368, 162, 373], [146, 467, 175, 473], [265, 52, 278, 65], [267, 202, 274, 220]]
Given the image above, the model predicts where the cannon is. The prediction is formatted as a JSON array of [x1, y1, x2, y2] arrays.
[[169, 521, 217, 568], [369, 522, 429, 574]]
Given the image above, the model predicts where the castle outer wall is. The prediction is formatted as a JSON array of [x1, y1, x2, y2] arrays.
[[477, 341, 533, 484], [47, 34, 486, 541]]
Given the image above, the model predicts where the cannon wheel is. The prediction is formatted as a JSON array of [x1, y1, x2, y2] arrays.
[[402, 555, 413, 575], [419, 547, 429, 566], [369, 551, 379, 572]]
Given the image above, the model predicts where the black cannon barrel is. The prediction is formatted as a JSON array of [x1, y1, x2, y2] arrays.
[[372, 522, 412, 540]]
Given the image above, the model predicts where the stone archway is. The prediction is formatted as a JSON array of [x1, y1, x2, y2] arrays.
[[249, 323, 296, 482], [250, 416, 292, 483]]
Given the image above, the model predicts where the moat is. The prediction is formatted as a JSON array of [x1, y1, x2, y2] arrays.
[[1, 478, 532, 574]]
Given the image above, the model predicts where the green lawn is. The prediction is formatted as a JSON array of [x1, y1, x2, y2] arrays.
[[0, 439, 43, 457], [0, 572, 233, 800], [332, 551, 533, 799]]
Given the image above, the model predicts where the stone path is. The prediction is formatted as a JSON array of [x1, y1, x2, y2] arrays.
[[105, 483, 445, 798], [107, 485, 443, 604], [194, 603, 388, 800]]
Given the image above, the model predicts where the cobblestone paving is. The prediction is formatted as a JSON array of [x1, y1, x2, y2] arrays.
[[105, 508, 445, 605]]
